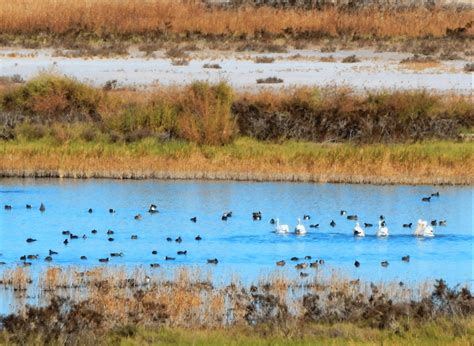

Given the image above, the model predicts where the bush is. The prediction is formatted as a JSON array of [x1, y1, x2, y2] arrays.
[[1, 74, 102, 123], [177, 82, 236, 145]]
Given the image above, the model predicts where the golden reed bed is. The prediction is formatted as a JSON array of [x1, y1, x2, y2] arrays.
[[0, 0, 472, 39]]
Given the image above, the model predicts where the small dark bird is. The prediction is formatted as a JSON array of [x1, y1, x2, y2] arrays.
[[134, 214, 142, 220], [26, 238, 37, 243], [88, 208, 93, 213], [80, 256, 87, 260], [402, 255, 410, 262], [20, 255, 26, 261], [431, 220, 437, 226], [310, 224, 319, 228], [431, 192, 440, 197], [4, 205, 12, 210], [222, 211, 232, 220], [177, 250, 187, 255], [303, 215, 311, 220], [304, 255, 312, 260], [99, 257, 109, 263], [107, 230, 114, 235], [354, 260, 360, 268], [148, 204, 158, 213], [150, 263, 160, 268], [403, 223, 412, 228], [62, 230, 70, 235], [276, 260, 285, 266], [330, 220, 336, 227], [131, 235, 138, 240], [45, 256, 53, 262], [91, 229, 98, 234], [165, 256, 175, 261], [347, 215, 358, 221], [152, 250, 158, 255], [295, 263, 307, 270], [364, 223, 373, 227], [175, 236, 182, 243], [318, 259, 325, 265], [49, 250, 58, 256], [63, 239, 69, 245], [269, 218, 276, 224], [300, 272, 309, 278], [207, 258, 218, 264], [190, 216, 197, 223], [109, 208, 115, 213], [252, 212, 262, 221], [108, 237, 114, 242], [26, 204, 32, 209], [290, 257, 299, 261], [195, 235, 202, 241], [166, 237, 172, 242], [70, 234, 79, 239], [340, 210, 347, 215], [381, 261, 389, 267], [39, 203, 45, 212], [379, 215, 385, 220], [110, 252, 123, 257], [422, 197, 431, 202], [439, 220, 447, 226]]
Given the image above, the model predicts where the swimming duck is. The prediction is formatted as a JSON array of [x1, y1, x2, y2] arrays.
[[431, 220, 437, 226], [108, 237, 114, 242], [376, 220, 389, 237], [109, 208, 116, 213], [148, 204, 159, 213], [304, 255, 312, 260], [177, 250, 187, 255], [439, 220, 447, 226], [290, 257, 299, 261], [303, 215, 311, 220], [353, 222, 365, 237], [381, 261, 389, 267], [421, 196, 431, 202], [26, 238, 37, 243], [354, 260, 360, 268], [330, 220, 336, 227], [63, 239, 69, 245], [99, 257, 109, 263], [295, 263, 307, 270], [80, 256, 87, 260], [269, 218, 276, 224], [195, 235, 202, 241], [347, 215, 358, 221], [150, 263, 160, 268], [431, 192, 440, 197], [207, 258, 218, 264], [190, 216, 197, 223], [300, 272, 309, 278], [165, 256, 175, 260], [62, 230, 70, 235], [275, 218, 289, 234], [175, 236, 182, 243], [364, 223, 373, 228], [252, 212, 262, 221], [309, 224, 319, 228], [49, 249, 58, 256], [4, 205, 12, 210], [110, 252, 124, 257], [340, 210, 347, 216], [131, 235, 138, 240], [403, 223, 412, 228], [39, 203, 45, 212], [401, 255, 410, 262], [134, 214, 142, 220], [276, 260, 286, 266], [88, 208, 93, 213], [44, 256, 53, 262], [152, 250, 158, 255], [26, 204, 32, 209], [222, 211, 232, 220], [294, 218, 307, 235], [91, 229, 98, 234]]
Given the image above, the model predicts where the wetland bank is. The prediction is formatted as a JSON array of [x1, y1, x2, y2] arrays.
[[0, 0, 473, 345]]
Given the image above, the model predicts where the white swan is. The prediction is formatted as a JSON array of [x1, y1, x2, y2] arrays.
[[414, 219, 427, 236], [353, 222, 365, 237], [294, 218, 307, 235], [376, 220, 389, 237], [275, 218, 289, 234], [423, 224, 435, 237], [415, 219, 435, 237]]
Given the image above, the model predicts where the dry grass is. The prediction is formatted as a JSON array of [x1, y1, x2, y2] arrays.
[[0, 138, 472, 185], [0, 1, 472, 40], [0, 265, 472, 345]]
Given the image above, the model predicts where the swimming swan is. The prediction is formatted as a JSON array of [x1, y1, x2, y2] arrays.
[[353, 222, 365, 237], [376, 220, 389, 237], [294, 218, 307, 235], [275, 218, 289, 234], [415, 219, 435, 237]]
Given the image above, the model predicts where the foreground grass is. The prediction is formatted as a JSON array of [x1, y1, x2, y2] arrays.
[[1, 318, 472, 345], [1, 137, 472, 184], [101, 318, 474, 346]]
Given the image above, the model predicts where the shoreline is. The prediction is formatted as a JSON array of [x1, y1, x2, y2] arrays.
[[0, 169, 472, 186]]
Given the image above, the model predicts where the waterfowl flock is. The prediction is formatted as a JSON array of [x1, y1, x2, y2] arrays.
[[1, 190, 448, 277]]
